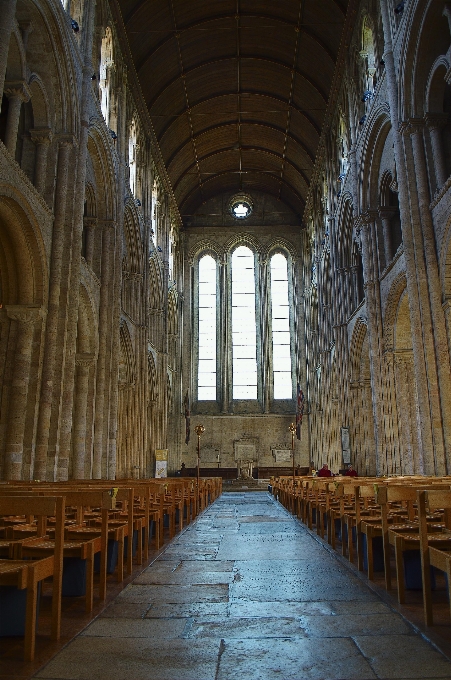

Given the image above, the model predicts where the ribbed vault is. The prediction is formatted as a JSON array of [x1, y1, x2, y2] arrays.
[[118, 0, 349, 221]]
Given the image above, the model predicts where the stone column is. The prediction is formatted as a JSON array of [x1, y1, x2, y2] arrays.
[[72, 353, 95, 479], [0, 0, 17, 114], [380, 0, 436, 472], [357, 212, 384, 473], [33, 135, 74, 481], [3, 81, 30, 156], [30, 128, 52, 194], [383, 352, 401, 474], [159, 195, 170, 450], [57, 0, 97, 479], [4, 305, 42, 480], [107, 67, 127, 480], [378, 207, 395, 266], [92, 221, 114, 478], [83, 216, 97, 268], [425, 113, 448, 190], [409, 118, 451, 470]]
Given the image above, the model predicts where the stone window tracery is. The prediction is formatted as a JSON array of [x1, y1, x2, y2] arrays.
[[194, 243, 296, 409]]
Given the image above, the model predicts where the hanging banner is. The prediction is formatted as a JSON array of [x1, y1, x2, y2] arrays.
[[155, 449, 168, 478]]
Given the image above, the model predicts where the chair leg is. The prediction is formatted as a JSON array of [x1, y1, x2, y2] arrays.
[[366, 533, 374, 580], [394, 537, 405, 604], [86, 545, 94, 613], [383, 535, 392, 591], [348, 521, 354, 563], [420, 549, 433, 626], [24, 572, 38, 662], [447, 559, 451, 623], [137, 524, 143, 566], [117, 535, 124, 583], [357, 529, 364, 572]]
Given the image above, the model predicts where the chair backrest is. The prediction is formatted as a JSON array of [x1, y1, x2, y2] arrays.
[[417, 489, 451, 531], [0, 494, 65, 589]]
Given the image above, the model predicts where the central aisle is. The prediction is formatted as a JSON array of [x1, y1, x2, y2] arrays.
[[35, 492, 451, 680]]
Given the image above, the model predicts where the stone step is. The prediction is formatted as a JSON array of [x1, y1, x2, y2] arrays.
[[222, 479, 270, 492]]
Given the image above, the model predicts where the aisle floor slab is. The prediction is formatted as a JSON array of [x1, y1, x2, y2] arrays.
[[34, 492, 451, 680]]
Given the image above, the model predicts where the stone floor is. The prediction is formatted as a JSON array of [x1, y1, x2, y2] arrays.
[[33, 492, 451, 680]]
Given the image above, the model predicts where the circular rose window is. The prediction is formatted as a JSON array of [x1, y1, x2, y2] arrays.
[[228, 194, 253, 220]]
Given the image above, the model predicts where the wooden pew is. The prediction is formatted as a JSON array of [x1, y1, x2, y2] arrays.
[[0, 495, 64, 661]]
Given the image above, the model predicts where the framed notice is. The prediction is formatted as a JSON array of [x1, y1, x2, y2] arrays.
[[234, 442, 256, 461], [155, 449, 168, 478], [341, 428, 350, 464], [273, 449, 291, 463]]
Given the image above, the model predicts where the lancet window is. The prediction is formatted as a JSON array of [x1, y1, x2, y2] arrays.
[[197, 255, 217, 400], [232, 246, 258, 400], [270, 253, 292, 399], [195, 244, 296, 409]]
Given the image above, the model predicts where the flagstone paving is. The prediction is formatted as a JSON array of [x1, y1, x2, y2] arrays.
[[34, 492, 451, 680]]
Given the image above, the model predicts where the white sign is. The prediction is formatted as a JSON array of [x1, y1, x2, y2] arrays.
[[273, 449, 292, 463], [155, 460, 167, 478], [155, 449, 168, 478]]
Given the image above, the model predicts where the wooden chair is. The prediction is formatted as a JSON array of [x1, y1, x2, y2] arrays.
[[417, 489, 451, 626], [0, 495, 64, 661], [376, 484, 449, 602]]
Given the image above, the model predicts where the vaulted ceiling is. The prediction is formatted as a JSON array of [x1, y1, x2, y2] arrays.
[[117, 0, 350, 221]]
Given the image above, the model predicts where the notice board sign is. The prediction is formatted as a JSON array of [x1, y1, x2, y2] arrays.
[[155, 449, 168, 478]]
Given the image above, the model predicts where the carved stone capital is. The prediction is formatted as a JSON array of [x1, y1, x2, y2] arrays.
[[128, 272, 143, 282], [378, 206, 397, 220], [83, 216, 98, 230], [407, 118, 425, 137], [30, 127, 53, 146], [57, 133, 77, 148], [75, 353, 95, 369], [424, 112, 449, 131], [356, 210, 378, 228], [5, 305, 44, 325], [98, 219, 116, 231], [4, 80, 31, 103], [398, 120, 411, 137]]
